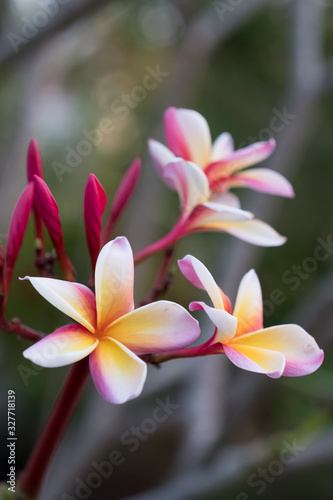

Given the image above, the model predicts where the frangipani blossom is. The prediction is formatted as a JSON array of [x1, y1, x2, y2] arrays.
[[148, 108, 290, 247], [179, 255, 323, 378], [22, 237, 200, 404], [150, 107, 294, 197]]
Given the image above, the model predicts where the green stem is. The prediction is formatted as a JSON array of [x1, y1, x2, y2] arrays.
[[18, 358, 89, 499]]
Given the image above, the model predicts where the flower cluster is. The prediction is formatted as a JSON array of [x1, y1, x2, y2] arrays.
[[1, 107, 323, 406]]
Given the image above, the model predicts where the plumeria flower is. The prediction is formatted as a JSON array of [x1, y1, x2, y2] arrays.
[[22, 237, 200, 404], [178, 255, 324, 378], [150, 106, 294, 198], [147, 107, 293, 248]]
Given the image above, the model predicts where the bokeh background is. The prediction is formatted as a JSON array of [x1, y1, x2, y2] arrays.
[[1, 1, 333, 499]]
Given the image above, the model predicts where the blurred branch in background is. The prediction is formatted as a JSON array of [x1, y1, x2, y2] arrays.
[[0, 0, 116, 68]]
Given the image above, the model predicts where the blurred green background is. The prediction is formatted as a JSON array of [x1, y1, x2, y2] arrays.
[[1, 1, 333, 499]]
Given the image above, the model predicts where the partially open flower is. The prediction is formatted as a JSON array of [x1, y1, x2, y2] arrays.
[[22, 237, 200, 404], [179, 255, 324, 378]]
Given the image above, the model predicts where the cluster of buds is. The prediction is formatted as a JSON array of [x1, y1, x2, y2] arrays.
[[2, 107, 323, 405]]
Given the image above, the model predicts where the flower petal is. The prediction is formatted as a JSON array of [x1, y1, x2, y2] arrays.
[[205, 139, 276, 184], [190, 301, 237, 342], [178, 255, 226, 310], [211, 132, 234, 162], [185, 203, 252, 234], [229, 168, 295, 198], [106, 300, 200, 354], [95, 237, 134, 329], [209, 191, 241, 209], [163, 160, 210, 217], [23, 324, 98, 368], [21, 277, 97, 332], [231, 325, 324, 376], [223, 343, 285, 378], [148, 139, 176, 187], [233, 269, 263, 335], [165, 107, 212, 168], [201, 218, 286, 247], [89, 338, 147, 404]]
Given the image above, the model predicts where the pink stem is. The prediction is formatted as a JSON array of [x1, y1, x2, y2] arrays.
[[142, 340, 223, 364], [1, 318, 44, 341], [18, 358, 89, 499], [134, 218, 185, 265]]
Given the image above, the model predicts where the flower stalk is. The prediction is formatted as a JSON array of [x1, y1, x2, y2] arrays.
[[18, 358, 90, 499]]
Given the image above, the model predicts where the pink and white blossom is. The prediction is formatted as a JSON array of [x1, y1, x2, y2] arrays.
[[22, 237, 200, 404], [179, 255, 324, 378]]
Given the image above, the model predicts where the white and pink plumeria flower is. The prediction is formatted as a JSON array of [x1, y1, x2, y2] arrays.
[[148, 107, 294, 247], [22, 237, 200, 404], [178, 255, 324, 378]]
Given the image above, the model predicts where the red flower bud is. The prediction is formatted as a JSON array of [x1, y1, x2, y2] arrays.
[[84, 174, 107, 272], [102, 158, 141, 243], [27, 139, 45, 253], [33, 176, 75, 281], [27, 139, 43, 182], [5, 183, 34, 299]]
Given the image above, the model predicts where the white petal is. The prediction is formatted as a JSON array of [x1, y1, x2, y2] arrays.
[[211, 132, 234, 161], [178, 255, 223, 309], [23, 325, 98, 368], [89, 338, 147, 404], [21, 277, 96, 333], [95, 237, 134, 329], [233, 269, 263, 336]]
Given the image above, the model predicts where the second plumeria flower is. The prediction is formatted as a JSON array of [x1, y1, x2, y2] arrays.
[[178, 255, 323, 377], [22, 237, 200, 404], [136, 108, 293, 262], [149, 107, 294, 198]]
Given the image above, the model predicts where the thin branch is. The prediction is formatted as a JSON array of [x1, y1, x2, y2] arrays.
[[0, 0, 120, 68]]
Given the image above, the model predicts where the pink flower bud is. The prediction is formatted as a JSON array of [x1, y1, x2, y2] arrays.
[[84, 174, 107, 272], [102, 158, 141, 243], [33, 176, 75, 281], [27, 139, 43, 182], [27, 139, 45, 253], [4, 183, 34, 299]]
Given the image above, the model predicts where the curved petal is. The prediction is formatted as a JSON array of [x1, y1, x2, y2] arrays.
[[21, 277, 97, 333], [95, 237, 134, 329], [223, 343, 285, 378], [190, 301, 237, 343], [23, 325, 98, 368], [163, 160, 210, 217], [178, 255, 225, 310], [233, 269, 263, 336], [89, 338, 147, 404], [185, 203, 252, 234], [165, 107, 212, 168], [232, 325, 324, 376], [229, 168, 295, 198], [209, 192, 241, 209], [205, 139, 276, 183], [106, 301, 200, 354], [211, 132, 234, 162], [200, 218, 286, 247], [148, 139, 176, 187]]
